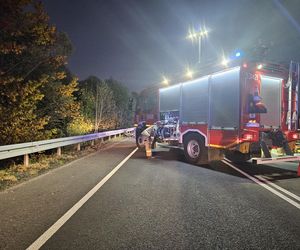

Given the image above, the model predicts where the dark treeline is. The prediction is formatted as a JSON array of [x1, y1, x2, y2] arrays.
[[0, 0, 136, 146]]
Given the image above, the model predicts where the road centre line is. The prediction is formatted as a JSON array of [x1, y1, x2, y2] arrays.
[[255, 175, 300, 202], [27, 147, 138, 250], [222, 160, 300, 210]]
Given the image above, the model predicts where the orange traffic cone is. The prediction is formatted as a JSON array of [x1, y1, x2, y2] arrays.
[[298, 162, 300, 177]]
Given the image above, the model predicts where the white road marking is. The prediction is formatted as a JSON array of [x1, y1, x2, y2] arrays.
[[27, 147, 138, 250], [222, 160, 300, 210], [3, 139, 128, 194], [255, 175, 300, 202]]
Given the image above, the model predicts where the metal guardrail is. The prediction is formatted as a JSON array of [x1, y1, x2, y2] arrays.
[[0, 128, 135, 165]]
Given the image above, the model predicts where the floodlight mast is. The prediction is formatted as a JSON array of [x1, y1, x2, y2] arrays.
[[187, 28, 209, 64]]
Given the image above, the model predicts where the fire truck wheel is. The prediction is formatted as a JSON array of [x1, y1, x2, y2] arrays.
[[136, 134, 145, 149], [184, 134, 204, 164], [225, 150, 251, 163]]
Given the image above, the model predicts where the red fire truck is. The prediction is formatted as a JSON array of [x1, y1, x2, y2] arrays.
[[137, 61, 300, 164]]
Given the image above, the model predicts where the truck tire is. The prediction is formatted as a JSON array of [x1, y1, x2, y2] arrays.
[[225, 150, 250, 163], [135, 122, 147, 149], [183, 134, 204, 164], [136, 134, 145, 149]]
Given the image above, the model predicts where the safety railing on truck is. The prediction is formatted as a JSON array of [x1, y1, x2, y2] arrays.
[[0, 128, 135, 166]]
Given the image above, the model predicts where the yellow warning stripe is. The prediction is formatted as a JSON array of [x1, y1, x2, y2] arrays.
[[208, 140, 240, 149]]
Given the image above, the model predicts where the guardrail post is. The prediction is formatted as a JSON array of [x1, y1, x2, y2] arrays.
[[77, 143, 81, 151], [24, 154, 29, 167], [57, 147, 62, 156]]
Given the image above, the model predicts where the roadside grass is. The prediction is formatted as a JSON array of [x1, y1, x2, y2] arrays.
[[0, 137, 123, 191]]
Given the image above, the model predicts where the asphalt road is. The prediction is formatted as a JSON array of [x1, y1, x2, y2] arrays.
[[0, 138, 299, 249]]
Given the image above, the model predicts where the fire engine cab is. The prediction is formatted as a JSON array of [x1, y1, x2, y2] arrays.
[[137, 61, 300, 165]]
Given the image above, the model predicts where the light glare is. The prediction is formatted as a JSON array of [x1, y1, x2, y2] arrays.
[[186, 68, 194, 79], [222, 58, 229, 66], [162, 76, 169, 85], [186, 27, 209, 40]]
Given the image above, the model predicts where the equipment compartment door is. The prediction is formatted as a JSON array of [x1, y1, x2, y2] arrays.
[[209, 67, 240, 129], [159, 84, 181, 113], [260, 75, 281, 128]]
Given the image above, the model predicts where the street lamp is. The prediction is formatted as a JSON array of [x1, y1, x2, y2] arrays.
[[162, 76, 169, 85], [187, 27, 209, 64], [221, 57, 229, 66], [185, 68, 194, 79]]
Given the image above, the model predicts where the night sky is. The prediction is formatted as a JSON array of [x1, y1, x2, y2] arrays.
[[42, 0, 300, 92]]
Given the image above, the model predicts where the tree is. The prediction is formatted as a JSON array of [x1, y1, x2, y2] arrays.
[[0, 0, 79, 144], [0, 0, 54, 144], [129, 91, 138, 123], [77, 76, 117, 131], [77, 76, 134, 131], [95, 82, 117, 131], [38, 72, 81, 137], [105, 78, 131, 128], [67, 115, 93, 136], [77, 76, 99, 122]]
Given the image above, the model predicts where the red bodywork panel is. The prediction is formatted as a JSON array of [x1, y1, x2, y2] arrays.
[[179, 63, 298, 148], [138, 62, 299, 148]]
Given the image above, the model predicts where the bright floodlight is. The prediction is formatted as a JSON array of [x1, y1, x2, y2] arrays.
[[186, 68, 194, 79], [222, 58, 229, 66], [187, 29, 196, 41], [257, 64, 263, 69], [162, 76, 169, 85], [187, 28, 209, 41], [187, 31, 197, 41]]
